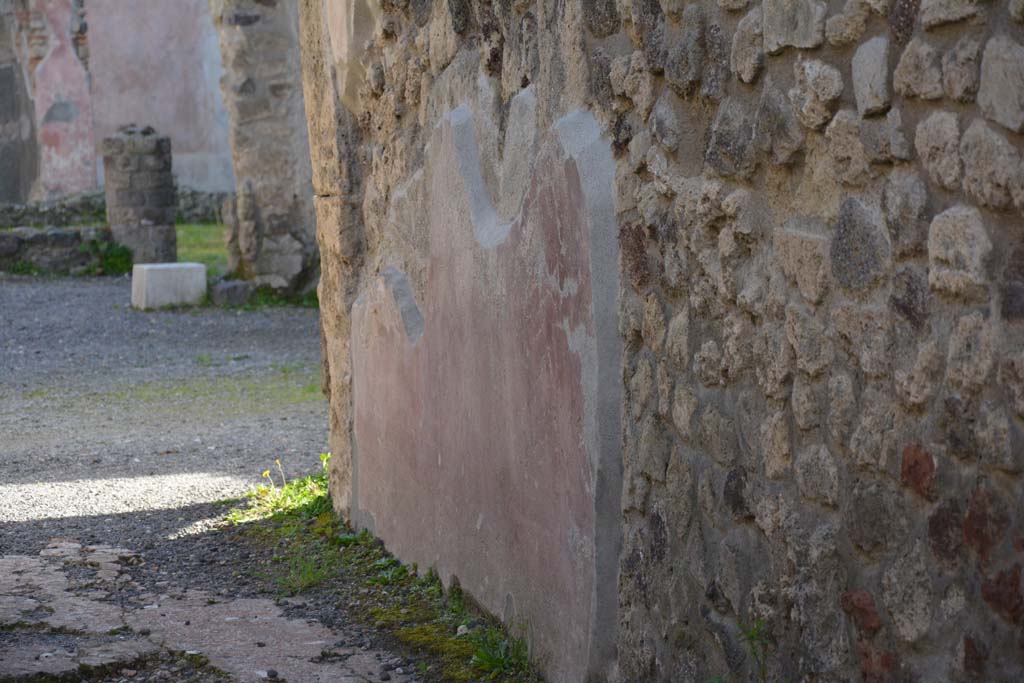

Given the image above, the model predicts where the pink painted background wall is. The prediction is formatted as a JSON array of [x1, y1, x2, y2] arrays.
[[5, 0, 233, 199], [12, 0, 94, 198], [87, 0, 234, 193]]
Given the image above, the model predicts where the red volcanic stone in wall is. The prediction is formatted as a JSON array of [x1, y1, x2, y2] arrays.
[[981, 563, 1023, 624], [619, 222, 649, 292], [856, 642, 899, 683], [962, 484, 1009, 561], [929, 499, 965, 563], [900, 443, 936, 498], [842, 590, 883, 634], [962, 636, 988, 677]]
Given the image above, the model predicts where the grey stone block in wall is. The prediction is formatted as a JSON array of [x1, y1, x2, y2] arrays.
[[102, 125, 177, 264]]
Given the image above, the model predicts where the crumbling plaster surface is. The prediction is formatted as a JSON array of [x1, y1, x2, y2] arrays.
[[300, 0, 1024, 681]]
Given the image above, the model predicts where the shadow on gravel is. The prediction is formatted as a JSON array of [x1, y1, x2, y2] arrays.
[[0, 499, 241, 556]]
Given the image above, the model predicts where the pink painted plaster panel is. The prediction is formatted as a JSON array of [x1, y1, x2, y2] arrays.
[[350, 105, 620, 682]]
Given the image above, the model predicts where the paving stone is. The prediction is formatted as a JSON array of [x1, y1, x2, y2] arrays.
[[763, 0, 827, 54], [959, 119, 1024, 211], [894, 37, 943, 100], [830, 197, 891, 292], [915, 110, 962, 190], [884, 169, 929, 258], [920, 0, 978, 29], [730, 6, 763, 84], [978, 35, 1024, 133], [131, 263, 207, 310], [942, 36, 981, 102], [789, 57, 844, 129], [852, 36, 891, 116], [927, 205, 991, 298]]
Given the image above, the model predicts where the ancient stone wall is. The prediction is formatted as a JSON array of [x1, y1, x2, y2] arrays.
[[299, 1, 1024, 681], [212, 0, 317, 292], [0, 224, 113, 274]]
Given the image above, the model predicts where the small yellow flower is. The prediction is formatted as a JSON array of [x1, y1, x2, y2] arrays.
[[262, 470, 270, 478]]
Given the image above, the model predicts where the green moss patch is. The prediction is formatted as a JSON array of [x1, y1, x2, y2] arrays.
[[225, 455, 544, 683]]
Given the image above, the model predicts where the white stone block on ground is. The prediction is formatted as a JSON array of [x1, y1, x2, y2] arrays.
[[131, 263, 207, 310]]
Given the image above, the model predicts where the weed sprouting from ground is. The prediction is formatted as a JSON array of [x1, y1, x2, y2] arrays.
[[279, 552, 332, 594], [740, 619, 771, 683], [470, 627, 531, 677], [707, 618, 775, 683], [224, 453, 544, 682]]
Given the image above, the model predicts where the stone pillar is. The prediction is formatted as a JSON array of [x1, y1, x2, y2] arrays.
[[101, 125, 176, 263], [210, 0, 316, 292]]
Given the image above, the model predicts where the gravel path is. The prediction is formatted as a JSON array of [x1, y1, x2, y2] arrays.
[[1, 273, 328, 553], [0, 275, 419, 683]]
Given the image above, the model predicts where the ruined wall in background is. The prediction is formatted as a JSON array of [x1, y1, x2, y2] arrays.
[[0, 9, 37, 203], [299, 0, 1024, 681], [211, 0, 317, 291], [3, 0, 94, 199], [0, 0, 233, 202]]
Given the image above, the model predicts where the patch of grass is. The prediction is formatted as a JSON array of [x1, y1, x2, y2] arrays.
[[279, 552, 333, 595], [224, 454, 545, 683], [77, 239, 132, 276], [470, 627, 531, 677], [176, 223, 228, 278], [242, 286, 319, 311], [707, 619, 775, 683], [9, 260, 39, 275]]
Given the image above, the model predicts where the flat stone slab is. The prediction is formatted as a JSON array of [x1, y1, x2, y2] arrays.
[[131, 262, 206, 310], [0, 540, 416, 683]]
